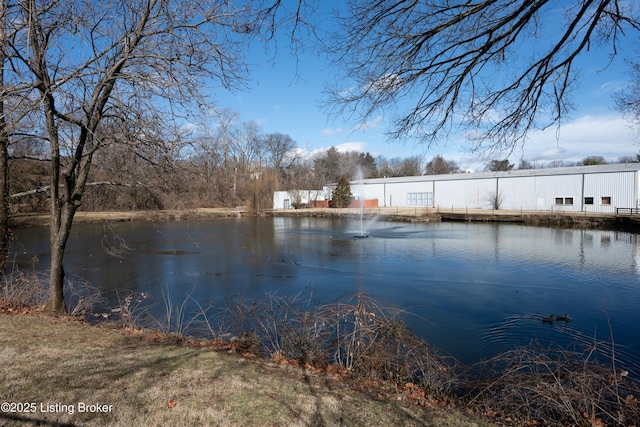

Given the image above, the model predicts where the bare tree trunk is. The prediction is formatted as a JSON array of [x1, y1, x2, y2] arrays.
[[47, 235, 66, 314], [0, 121, 8, 271], [0, 0, 9, 270], [46, 203, 76, 313], [45, 98, 68, 314], [21, 0, 69, 313]]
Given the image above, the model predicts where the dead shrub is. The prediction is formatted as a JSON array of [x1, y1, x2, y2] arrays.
[[112, 289, 153, 329], [313, 294, 455, 394], [1, 262, 104, 320], [216, 291, 456, 395], [65, 277, 106, 319], [467, 342, 640, 426], [0, 259, 48, 309]]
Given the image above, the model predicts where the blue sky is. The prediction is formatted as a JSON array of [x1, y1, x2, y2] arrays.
[[211, 2, 640, 172]]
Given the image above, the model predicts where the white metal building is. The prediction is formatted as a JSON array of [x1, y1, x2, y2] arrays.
[[338, 164, 640, 213], [273, 164, 640, 213], [273, 189, 327, 210]]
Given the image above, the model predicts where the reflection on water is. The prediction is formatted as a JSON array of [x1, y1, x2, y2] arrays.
[[9, 217, 640, 374]]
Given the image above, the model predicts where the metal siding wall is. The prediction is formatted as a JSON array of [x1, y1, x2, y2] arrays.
[[335, 168, 639, 211], [362, 182, 385, 205], [583, 172, 635, 213], [499, 175, 583, 212], [273, 191, 287, 209], [498, 177, 534, 210], [381, 181, 435, 207], [435, 179, 495, 209]]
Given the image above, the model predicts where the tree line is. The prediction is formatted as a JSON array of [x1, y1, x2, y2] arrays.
[[13, 130, 639, 215]]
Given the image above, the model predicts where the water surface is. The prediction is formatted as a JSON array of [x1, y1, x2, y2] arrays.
[[10, 217, 640, 374]]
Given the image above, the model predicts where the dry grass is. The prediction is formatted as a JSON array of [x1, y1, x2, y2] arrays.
[[0, 313, 489, 427], [9, 208, 245, 228], [218, 292, 457, 396], [0, 265, 103, 319], [0, 259, 48, 310], [77, 287, 640, 426], [466, 342, 640, 426]]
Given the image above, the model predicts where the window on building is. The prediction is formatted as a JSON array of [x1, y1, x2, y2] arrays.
[[555, 197, 573, 205], [601, 196, 611, 205], [584, 197, 594, 205], [407, 192, 433, 206]]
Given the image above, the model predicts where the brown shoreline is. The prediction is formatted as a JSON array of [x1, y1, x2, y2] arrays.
[[10, 206, 640, 232], [9, 208, 244, 228]]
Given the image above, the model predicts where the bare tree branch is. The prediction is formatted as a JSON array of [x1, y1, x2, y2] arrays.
[[4, 0, 312, 314], [10, 180, 136, 200], [327, 0, 640, 154]]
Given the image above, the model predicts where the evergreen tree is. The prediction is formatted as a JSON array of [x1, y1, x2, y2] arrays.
[[330, 176, 352, 208]]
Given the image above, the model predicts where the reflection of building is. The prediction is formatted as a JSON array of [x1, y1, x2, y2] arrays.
[[273, 164, 640, 212]]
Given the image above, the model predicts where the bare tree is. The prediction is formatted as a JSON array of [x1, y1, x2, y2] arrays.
[[487, 190, 505, 210], [618, 154, 640, 164], [517, 159, 535, 170], [0, 0, 9, 269], [230, 121, 263, 172], [425, 155, 459, 175], [262, 132, 298, 171], [328, 1, 640, 153], [377, 155, 421, 177], [616, 61, 640, 131], [398, 156, 423, 177], [6, 0, 284, 314], [1, 1, 38, 269]]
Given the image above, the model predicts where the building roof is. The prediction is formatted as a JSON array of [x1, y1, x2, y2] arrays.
[[355, 163, 640, 185]]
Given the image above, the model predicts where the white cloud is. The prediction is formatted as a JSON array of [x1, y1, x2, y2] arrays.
[[322, 127, 343, 136], [335, 141, 367, 153], [407, 113, 639, 172], [356, 115, 384, 131], [338, 85, 357, 98], [597, 79, 629, 96], [523, 114, 638, 162], [302, 141, 369, 159], [539, 146, 567, 159]]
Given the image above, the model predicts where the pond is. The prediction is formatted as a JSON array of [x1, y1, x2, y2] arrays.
[[9, 216, 640, 375]]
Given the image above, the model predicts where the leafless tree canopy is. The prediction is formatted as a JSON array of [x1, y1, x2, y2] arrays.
[[425, 155, 460, 175], [616, 61, 640, 132], [0, 0, 316, 313], [328, 0, 640, 153]]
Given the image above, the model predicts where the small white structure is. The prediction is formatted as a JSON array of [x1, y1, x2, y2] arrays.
[[313, 164, 640, 213], [273, 189, 327, 209]]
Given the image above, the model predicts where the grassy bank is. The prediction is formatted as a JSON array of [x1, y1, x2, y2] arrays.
[[0, 313, 491, 427]]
